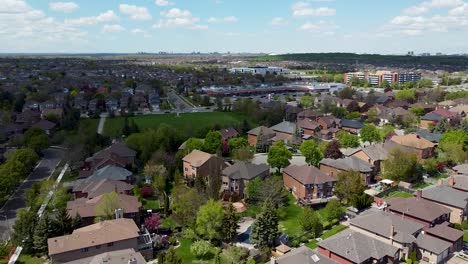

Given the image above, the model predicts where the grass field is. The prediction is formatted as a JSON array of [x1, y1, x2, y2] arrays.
[[142, 198, 160, 210], [383, 191, 413, 199], [79, 118, 99, 134], [176, 238, 230, 264], [278, 196, 304, 237], [464, 232, 468, 243], [102, 112, 254, 137], [306, 224, 348, 249]]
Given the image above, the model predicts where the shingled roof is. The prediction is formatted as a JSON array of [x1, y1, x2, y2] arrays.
[[284, 164, 336, 185], [222, 161, 269, 180], [422, 185, 468, 209], [320, 156, 374, 173], [386, 197, 452, 222]]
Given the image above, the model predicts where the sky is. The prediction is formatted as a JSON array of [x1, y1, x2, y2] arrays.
[[1, 0, 468, 54]]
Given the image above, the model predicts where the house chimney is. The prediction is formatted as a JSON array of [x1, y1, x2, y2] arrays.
[[416, 190, 422, 200], [128, 257, 137, 264], [448, 176, 455, 187], [389, 225, 395, 243], [115, 208, 124, 219]]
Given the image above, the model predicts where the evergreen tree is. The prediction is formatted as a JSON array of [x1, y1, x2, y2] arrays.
[[164, 246, 182, 264], [72, 213, 83, 229], [11, 209, 37, 253], [33, 213, 51, 254], [222, 203, 239, 243], [54, 207, 73, 235], [250, 200, 278, 248]]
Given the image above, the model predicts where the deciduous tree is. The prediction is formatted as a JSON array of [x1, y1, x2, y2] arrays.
[[267, 141, 292, 172], [360, 124, 381, 143], [299, 207, 322, 238], [195, 199, 224, 241], [335, 171, 366, 204], [299, 140, 323, 166], [324, 140, 343, 159], [382, 148, 420, 181]]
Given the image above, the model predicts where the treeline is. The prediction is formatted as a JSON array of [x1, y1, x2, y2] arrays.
[[0, 148, 39, 205], [258, 53, 468, 70]]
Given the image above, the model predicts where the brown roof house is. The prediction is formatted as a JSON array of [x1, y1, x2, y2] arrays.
[[389, 134, 436, 159], [269, 121, 299, 144], [218, 127, 239, 152], [272, 246, 338, 264], [414, 233, 451, 264], [64, 248, 147, 264], [319, 157, 375, 185], [221, 161, 270, 199], [385, 194, 451, 227], [422, 185, 468, 224], [48, 218, 153, 263], [32, 119, 56, 135], [247, 126, 275, 150], [72, 179, 134, 199], [297, 119, 322, 137], [67, 193, 141, 227], [283, 165, 336, 205], [425, 221, 465, 253], [349, 143, 390, 173], [82, 142, 137, 177], [182, 150, 227, 180]]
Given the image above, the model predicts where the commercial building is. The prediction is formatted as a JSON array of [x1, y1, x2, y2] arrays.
[[229, 66, 289, 76], [344, 71, 420, 86]]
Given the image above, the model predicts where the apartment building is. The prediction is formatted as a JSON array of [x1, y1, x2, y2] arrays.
[[344, 71, 420, 86]]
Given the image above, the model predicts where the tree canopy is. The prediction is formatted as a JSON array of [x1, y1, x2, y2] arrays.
[[382, 148, 420, 181], [267, 141, 292, 172], [336, 131, 360, 148], [195, 199, 224, 241], [335, 171, 366, 204], [360, 124, 381, 143], [299, 140, 323, 166]]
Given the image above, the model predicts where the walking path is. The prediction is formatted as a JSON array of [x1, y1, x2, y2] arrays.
[[97, 113, 108, 135]]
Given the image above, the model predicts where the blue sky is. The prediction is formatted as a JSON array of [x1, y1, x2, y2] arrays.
[[1, 0, 468, 54]]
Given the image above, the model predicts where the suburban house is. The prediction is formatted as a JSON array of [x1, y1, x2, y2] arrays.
[[221, 161, 270, 199], [297, 119, 322, 137], [31, 119, 57, 135], [442, 175, 468, 192], [218, 127, 239, 152], [297, 110, 323, 120], [72, 179, 134, 199], [320, 157, 375, 185], [420, 109, 458, 128], [389, 134, 436, 159], [349, 211, 424, 259], [67, 193, 142, 226], [318, 229, 400, 264], [415, 129, 442, 143], [247, 126, 275, 146], [82, 141, 137, 173], [48, 218, 153, 263], [414, 233, 451, 264], [63, 248, 147, 264], [453, 163, 468, 176], [340, 119, 364, 135], [349, 143, 390, 173], [270, 120, 298, 143], [272, 246, 337, 264], [425, 222, 464, 253], [422, 185, 468, 224], [385, 195, 451, 227], [317, 116, 341, 130], [79, 165, 134, 182], [182, 149, 227, 180], [283, 165, 336, 205]]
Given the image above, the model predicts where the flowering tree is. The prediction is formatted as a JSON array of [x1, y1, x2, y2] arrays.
[[144, 213, 161, 232]]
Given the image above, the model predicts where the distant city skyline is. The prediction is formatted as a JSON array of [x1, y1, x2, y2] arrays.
[[2, 0, 468, 54]]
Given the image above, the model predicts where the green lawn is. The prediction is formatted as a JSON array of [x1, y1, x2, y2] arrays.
[[79, 118, 99, 134], [383, 191, 413, 199], [176, 238, 230, 264], [411, 182, 430, 190], [142, 198, 160, 210], [16, 254, 43, 264], [464, 232, 468, 243], [306, 224, 349, 249], [278, 195, 304, 237], [161, 217, 178, 229], [103, 112, 254, 137]]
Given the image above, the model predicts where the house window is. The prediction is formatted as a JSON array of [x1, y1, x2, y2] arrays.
[[184, 168, 188, 172], [107, 242, 114, 247], [95, 245, 101, 249], [81, 248, 89, 252]]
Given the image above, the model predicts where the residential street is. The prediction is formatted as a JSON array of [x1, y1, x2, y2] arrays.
[[0, 148, 62, 241]]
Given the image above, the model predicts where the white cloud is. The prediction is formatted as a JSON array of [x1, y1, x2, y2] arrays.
[[270, 17, 287, 26], [102, 24, 125, 32], [403, 0, 463, 15], [155, 0, 173, 6], [299, 20, 338, 34], [49, 2, 79, 13], [449, 2, 468, 15], [119, 4, 152, 21], [207, 16, 238, 23], [131, 28, 152, 37], [65, 10, 118, 25], [0, 0, 31, 13], [153, 8, 207, 29], [292, 1, 335, 17]]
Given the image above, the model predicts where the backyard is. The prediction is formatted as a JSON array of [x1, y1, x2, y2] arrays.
[[102, 112, 255, 137], [306, 224, 349, 249], [382, 190, 413, 199]]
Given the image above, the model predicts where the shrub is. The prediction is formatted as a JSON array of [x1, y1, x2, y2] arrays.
[[168, 237, 178, 246], [331, 219, 339, 226], [301, 237, 309, 243], [182, 228, 198, 241], [190, 240, 212, 259], [140, 185, 154, 198], [290, 239, 300, 247], [323, 221, 331, 230]]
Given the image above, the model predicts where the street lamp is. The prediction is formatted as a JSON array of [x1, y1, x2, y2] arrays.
[[0, 214, 10, 240]]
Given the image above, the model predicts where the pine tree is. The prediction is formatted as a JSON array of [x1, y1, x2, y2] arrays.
[[222, 203, 239, 243], [250, 199, 278, 248], [33, 213, 51, 254], [72, 213, 83, 229], [55, 207, 72, 235], [163, 246, 182, 264]]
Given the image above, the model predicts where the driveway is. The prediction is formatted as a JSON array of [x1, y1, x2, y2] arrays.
[[0, 148, 62, 241]]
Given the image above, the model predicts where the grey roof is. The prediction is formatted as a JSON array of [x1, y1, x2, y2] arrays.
[[421, 112, 443, 121], [270, 121, 297, 134], [453, 163, 468, 175], [88, 165, 133, 182], [284, 165, 336, 185], [222, 162, 269, 180], [219, 127, 239, 139], [275, 246, 338, 264], [360, 143, 390, 161], [426, 222, 464, 242], [320, 156, 374, 173], [93, 142, 137, 159], [422, 185, 468, 209], [341, 119, 364, 129], [415, 234, 451, 255], [340, 147, 361, 157], [318, 229, 399, 263], [350, 211, 424, 244], [386, 197, 452, 222], [416, 129, 442, 143], [247, 126, 275, 136]]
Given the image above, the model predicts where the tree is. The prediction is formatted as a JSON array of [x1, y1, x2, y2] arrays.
[[360, 124, 381, 143], [190, 240, 212, 259], [410, 107, 425, 117], [203, 131, 223, 154], [222, 203, 239, 243], [122, 117, 131, 136], [11, 208, 37, 252], [23, 128, 49, 152], [163, 247, 182, 264], [324, 140, 343, 159], [195, 199, 224, 241], [352, 193, 373, 210], [336, 131, 360, 148], [267, 141, 292, 172], [33, 213, 51, 254], [395, 89, 416, 102], [233, 146, 254, 161], [95, 191, 120, 221], [250, 200, 278, 248], [322, 199, 345, 221], [145, 213, 162, 233], [246, 177, 262, 203], [171, 185, 205, 226], [256, 176, 289, 207], [184, 138, 204, 154], [299, 207, 322, 237], [382, 148, 420, 181], [300, 95, 314, 109], [299, 141, 323, 166], [72, 214, 83, 229], [338, 86, 354, 99], [228, 137, 248, 151], [346, 101, 360, 112], [434, 118, 448, 133], [332, 107, 348, 118], [335, 171, 366, 204], [225, 246, 249, 264]]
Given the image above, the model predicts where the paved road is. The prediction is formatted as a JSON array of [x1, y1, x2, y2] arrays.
[[0, 148, 62, 241]]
